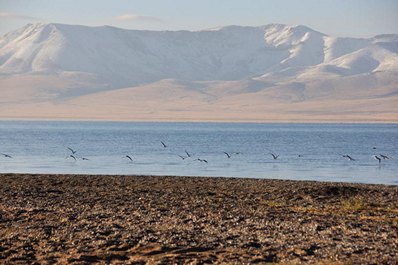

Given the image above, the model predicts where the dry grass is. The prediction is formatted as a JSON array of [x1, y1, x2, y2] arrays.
[[341, 196, 365, 212]]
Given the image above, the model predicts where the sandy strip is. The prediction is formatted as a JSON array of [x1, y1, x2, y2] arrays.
[[0, 174, 397, 264]]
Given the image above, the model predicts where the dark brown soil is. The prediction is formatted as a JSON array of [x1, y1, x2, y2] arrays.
[[0, 174, 397, 264]]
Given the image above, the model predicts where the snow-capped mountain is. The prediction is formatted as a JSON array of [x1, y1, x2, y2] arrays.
[[0, 23, 397, 122]]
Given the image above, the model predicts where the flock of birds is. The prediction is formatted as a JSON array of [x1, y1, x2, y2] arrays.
[[336, 146, 391, 164], [0, 142, 391, 165]]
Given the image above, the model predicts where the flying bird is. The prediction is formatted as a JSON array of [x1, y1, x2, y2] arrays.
[[185, 150, 191, 157], [68, 154, 77, 161], [1, 153, 12, 158], [67, 147, 77, 154], [379, 154, 390, 160], [125, 155, 133, 162], [342, 154, 355, 161], [81, 157, 90, 161], [178, 155, 187, 160], [374, 155, 382, 163], [223, 152, 231, 158], [270, 153, 279, 160], [160, 141, 167, 148], [196, 158, 208, 163]]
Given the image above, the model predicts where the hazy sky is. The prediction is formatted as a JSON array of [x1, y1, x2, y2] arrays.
[[0, 0, 397, 37]]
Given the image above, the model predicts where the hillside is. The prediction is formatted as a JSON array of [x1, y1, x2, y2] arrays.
[[0, 23, 397, 122]]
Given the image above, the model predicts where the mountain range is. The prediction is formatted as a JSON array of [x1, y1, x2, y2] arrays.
[[0, 23, 397, 122]]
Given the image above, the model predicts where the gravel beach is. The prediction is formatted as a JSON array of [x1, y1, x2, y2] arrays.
[[0, 174, 397, 264]]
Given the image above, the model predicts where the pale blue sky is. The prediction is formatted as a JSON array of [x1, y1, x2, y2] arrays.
[[0, 0, 397, 37]]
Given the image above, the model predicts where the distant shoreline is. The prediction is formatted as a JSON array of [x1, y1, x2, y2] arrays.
[[1, 172, 397, 186], [0, 118, 398, 124], [1, 173, 397, 263]]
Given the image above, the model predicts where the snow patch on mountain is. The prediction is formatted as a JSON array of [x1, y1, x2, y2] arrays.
[[0, 23, 397, 121]]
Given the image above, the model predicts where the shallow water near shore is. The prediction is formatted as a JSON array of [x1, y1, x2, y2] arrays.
[[0, 121, 397, 185]]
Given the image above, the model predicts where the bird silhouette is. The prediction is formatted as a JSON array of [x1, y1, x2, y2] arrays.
[[185, 150, 191, 157], [374, 155, 382, 163], [161, 141, 167, 148], [196, 158, 208, 163], [270, 153, 279, 160], [342, 154, 355, 161], [1, 153, 12, 158], [81, 157, 90, 161], [178, 155, 187, 160], [379, 154, 390, 160], [125, 155, 133, 162], [67, 147, 77, 154], [223, 152, 231, 158], [68, 154, 77, 161]]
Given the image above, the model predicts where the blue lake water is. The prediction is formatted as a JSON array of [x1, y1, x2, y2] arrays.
[[0, 121, 397, 185]]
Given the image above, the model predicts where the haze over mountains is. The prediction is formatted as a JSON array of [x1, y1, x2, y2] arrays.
[[0, 23, 397, 122]]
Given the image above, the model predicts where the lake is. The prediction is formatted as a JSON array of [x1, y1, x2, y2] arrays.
[[0, 121, 397, 185]]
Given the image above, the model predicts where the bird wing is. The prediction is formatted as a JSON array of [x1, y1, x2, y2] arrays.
[[67, 147, 76, 153]]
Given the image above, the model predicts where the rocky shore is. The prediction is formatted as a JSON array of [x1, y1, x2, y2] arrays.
[[0, 174, 397, 264]]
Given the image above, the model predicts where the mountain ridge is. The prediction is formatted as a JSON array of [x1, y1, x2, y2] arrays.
[[0, 23, 397, 122]]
